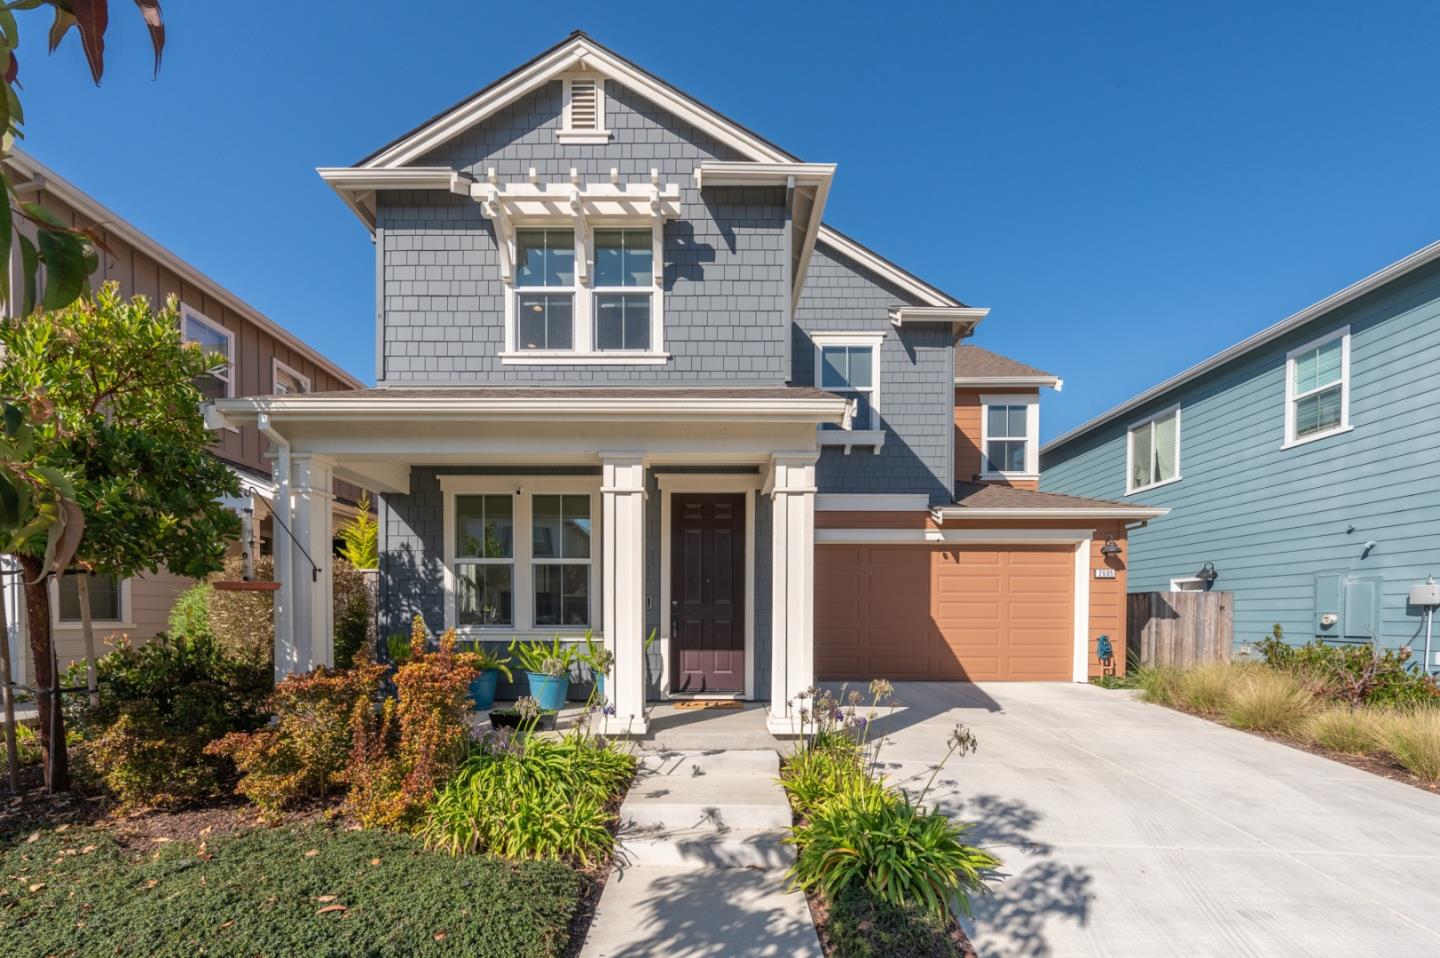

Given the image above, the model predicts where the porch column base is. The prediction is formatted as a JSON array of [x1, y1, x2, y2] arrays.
[[765, 712, 806, 737], [598, 713, 651, 737]]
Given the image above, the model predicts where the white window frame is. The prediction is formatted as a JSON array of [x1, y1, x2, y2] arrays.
[[1170, 577, 1206, 593], [500, 223, 669, 365], [439, 476, 602, 639], [1283, 325, 1351, 449], [813, 331, 885, 452], [557, 75, 612, 144], [181, 303, 235, 400], [49, 572, 134, 630], [1126, 404, 1182, 495], [979, 393, 1040, 480], [271, 358, 311, 396]]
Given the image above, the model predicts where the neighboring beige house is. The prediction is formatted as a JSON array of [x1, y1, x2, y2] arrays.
[[2, 148, 367, 684]]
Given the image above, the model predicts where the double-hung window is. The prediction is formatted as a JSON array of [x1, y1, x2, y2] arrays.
[[1285, 327, 1350, 447], [980, 395, 1039, 477], [516, 228, 576, 351], [813, 332, 883, 442], [454, 495, 515, 627], [1127, 405, 1181, 494], [181, 305, 234, 401], [593, 229, 653, 351], [443, 479, 599, 634]]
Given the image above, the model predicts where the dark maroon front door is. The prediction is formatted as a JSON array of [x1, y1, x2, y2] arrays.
[[671, 493, 745, 694]]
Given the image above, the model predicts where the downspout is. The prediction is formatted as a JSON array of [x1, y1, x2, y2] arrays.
[[257, 413, 294, 681]]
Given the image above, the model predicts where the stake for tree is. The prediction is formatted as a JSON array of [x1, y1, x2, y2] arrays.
[[77, 572, 100, 709], [1, 562, 19, 793]]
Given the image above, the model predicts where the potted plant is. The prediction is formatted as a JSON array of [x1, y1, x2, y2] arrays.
[[464, 645, 513, 711], [581, 631, 613, 702], [508, 635, 577, 711], [487, 696, 558, 732]]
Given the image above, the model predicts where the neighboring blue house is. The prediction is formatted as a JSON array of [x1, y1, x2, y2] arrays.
[[1041, 240, 1440, 663]]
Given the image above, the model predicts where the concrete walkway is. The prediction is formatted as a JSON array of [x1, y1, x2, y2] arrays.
[[862, 681, 1440, 958], [581, 748, 821, 958]]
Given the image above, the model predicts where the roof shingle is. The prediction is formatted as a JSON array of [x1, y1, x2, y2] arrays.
[[949, 481, 1148, 511], [954, 345, 1057, 381]]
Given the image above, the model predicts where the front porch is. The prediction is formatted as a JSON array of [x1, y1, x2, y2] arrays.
[[211, 386, 846, 736]]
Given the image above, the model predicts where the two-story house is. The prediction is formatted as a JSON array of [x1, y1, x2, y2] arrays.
[[214, 33, 1164, 733], [1042, 239, 1440, 664], [1, 149, 367, 687]]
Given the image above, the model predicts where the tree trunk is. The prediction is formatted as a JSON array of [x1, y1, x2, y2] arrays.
[[76, 573, 99, 709], [17, 553, 67, 792], [0, 561, 19, 793]]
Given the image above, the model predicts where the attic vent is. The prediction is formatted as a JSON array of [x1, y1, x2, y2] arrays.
[[559, 77, 611, 143]]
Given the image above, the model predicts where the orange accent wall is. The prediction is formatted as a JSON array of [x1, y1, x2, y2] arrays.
[[953, 387, 1041, 491]]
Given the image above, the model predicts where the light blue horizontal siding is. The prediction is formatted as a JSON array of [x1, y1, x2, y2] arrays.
[[1041, 259, 1440, 655]]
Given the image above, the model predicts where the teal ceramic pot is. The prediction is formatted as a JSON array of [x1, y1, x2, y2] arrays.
[[526, 672, 570, 711], [469, 669, 501, 711]]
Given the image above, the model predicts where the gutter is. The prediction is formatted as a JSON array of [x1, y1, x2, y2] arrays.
[[932, 505, 1170, 522]]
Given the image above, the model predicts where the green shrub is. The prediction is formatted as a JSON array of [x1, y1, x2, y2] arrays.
[[1381, 710, 1440, 782], [788, 779, 998, 919], [423, 733, 635, 864], [13, 722, 41, 766], [1305, 706, 1384, 755], [1135, 666, 1184, 707], [0, 822, 582, 958], [781, 740, 865, 820], [1222, 669, 1314, 735], [1258, 625, 1439, 707], [332, 557, 373, 670], [824, 882, 969, 958], [167, 582, 213, 641], [208, 658, 385, 815], [1176, 663, 1246, 713], [74, 633, 271, 808]]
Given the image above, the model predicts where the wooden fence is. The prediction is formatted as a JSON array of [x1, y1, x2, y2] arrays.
[[1127, 591, 1234, 668]]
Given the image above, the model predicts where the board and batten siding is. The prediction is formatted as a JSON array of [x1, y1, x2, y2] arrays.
[[1041, 258, 1440, 655]]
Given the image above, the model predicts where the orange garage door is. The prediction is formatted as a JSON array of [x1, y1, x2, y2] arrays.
[[815, 544, 1075, 681]]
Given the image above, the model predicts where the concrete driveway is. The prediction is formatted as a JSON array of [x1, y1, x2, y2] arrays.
[[857, 681, 1440, 957]]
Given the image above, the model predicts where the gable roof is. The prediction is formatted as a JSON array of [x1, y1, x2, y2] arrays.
[[1042, 238, 1440, 455], [954, 345, 1060, 387], [343, 31, 964, 309], [4, 149, 364, 391], [937, 481, 1166, 520]]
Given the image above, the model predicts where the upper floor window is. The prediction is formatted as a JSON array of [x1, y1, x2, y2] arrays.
[[812, 332, 885, 451], [181, 305, 233, 400], [1127, 405, 1181, 494], [516, 228, 576, 351], [272, 358, 311, 396], [594, 229, 653, 351], [1285, 326, 1350, 448], [980, 394, 1039, 478]]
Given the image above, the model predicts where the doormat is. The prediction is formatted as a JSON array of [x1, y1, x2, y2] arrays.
[[672, 700, 745, 710]]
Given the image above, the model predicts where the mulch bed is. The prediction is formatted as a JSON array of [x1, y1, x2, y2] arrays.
[[805, 888, 979, 958]]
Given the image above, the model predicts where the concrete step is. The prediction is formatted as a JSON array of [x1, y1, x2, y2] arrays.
[[621, 771, 793, 830], [618, 824, 794, 869], [636, 748, 780, 778]]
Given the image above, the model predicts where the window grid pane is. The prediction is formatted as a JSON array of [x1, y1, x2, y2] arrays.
[[1131, 423, 1154, 489], [594, 228, 652, 288], [533, 563, 590, 627], [456, 563, 513, 627], [516, 229, 575, 288], [986, 439, 1026, 473], [518, 293, 574, 350], [456, 495, 513, 559], [595, 293, 651, 350], [1295, 385, 1343, 437], [58, 573, 120, 622]]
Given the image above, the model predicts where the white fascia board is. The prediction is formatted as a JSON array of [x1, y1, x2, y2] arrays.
[[890, 306, 989, 334], [2, 149, 365, 391], [932, 505, 1170, 521], [695, 160, 836, 188], [815, 494, 931, 512], [317, 167, 475, 231], [1043, 238, 1440, 455], [954, 375, 1063, 390], [213, 394, 849, 425]]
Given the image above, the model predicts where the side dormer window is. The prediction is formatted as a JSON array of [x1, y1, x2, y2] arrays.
[[980, 394, 1039, 479], [559, 76, 611, 144], [813, 331, 885, 450]]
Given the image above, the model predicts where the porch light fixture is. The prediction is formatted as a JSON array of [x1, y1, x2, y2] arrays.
[[1195, 561, 1219, 586], [1100, 535, 1121, 558]]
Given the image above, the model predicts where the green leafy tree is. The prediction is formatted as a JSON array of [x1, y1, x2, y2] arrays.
[[337, 493, 378, 570], [0, 283, 241, 790]]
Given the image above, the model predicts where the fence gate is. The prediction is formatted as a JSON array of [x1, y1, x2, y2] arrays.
[[1127, 591, 1234, 668]]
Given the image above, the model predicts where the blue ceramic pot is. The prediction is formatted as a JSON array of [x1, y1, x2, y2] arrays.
[[594, 673, 606, 702], [469, 669, 502, 711], [526, 672, 570, 711]]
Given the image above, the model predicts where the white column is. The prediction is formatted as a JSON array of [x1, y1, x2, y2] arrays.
[[600, 453, 648, 735], [269, 443, 296, 682], [767, 452, 818, 735], [289, 453, 335, 673]]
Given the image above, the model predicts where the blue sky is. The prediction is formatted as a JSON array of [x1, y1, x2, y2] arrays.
[[15, 2, 1440, 439]]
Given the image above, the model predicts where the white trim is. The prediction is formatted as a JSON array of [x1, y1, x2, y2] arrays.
[[955, 375, 1063, 390], [1283, 325, 1351, 449], [657, 473, 761, 700], [816, 429, 885, 453], [498, 351, 672, 366], [815, 528, 932, 544], [815, 493, 929, 512], [272, 358, 311, 395], [1170, 577, 1207, 593], [978, 393, 1040, 479], [1045, 239, 1440, 455], [1125, 404, 1182, 496], [889, 305, 989, 334], [438, 475, 602, 637], [49, 573, 134, 632], [933, 505, 1169, 520], [1072, 538, 1091, 683], [813, 331, 884, 445], [694, 160, 837, 188], [181, 303, 236, 400]]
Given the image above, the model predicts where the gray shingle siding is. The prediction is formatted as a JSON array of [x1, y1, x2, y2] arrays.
[[377, 81, 788, 385], [794, 245, 955, 504]]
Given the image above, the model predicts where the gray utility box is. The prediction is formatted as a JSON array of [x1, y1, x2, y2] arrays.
[[1409, 582, 1440, 607]]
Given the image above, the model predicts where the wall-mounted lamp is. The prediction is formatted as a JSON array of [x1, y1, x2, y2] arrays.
[[1196, 561, 1219, 586], [1100, 535, 1122, 558]]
